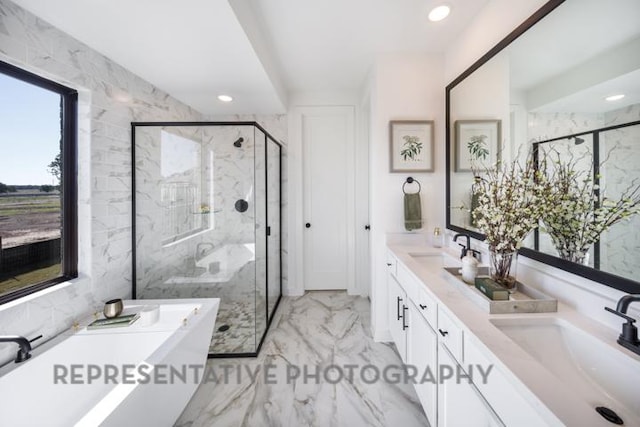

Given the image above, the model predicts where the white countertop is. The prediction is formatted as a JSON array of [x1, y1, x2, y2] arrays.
[[387, 242, 640, 427]]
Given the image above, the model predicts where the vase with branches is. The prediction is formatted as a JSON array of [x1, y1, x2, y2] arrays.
[[539, 150, 640, 264], [471, 153, 548, 290]]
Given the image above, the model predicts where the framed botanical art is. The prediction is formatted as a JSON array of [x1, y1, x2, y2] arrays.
[[454, 119, 501, 172], [389, 120, 434, 173]]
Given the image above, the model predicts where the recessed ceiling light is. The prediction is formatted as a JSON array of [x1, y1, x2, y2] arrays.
[[428, 5, 450, 22], [605, 94, 625, 102], [217, 95, 233, 102]]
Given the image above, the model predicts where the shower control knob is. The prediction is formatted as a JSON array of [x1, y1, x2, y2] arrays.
[[305, 223, 311, 228]]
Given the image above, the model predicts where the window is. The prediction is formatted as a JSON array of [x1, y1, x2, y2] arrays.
[[0, 61, 77, 304], [160, 130, 210, 245]]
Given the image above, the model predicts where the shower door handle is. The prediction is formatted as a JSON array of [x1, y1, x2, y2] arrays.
[[305, 223, 311, 228]]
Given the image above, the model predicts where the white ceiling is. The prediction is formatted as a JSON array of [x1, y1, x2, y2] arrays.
[[532, 69, 640, 114], [11, 0, 286, 115], [507, 0, 640, 113], [10, 0, 488, 114], [246, 0, 489, 92]]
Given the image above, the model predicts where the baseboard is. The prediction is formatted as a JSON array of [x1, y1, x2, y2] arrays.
[[373, 327, 392, 343]]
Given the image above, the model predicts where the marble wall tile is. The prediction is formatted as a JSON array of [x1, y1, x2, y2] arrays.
[[0, 0, 202, 365], [208, 114, 289, 294], [600, 104, 640, 278]]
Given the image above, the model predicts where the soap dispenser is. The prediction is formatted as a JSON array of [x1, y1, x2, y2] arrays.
[[432, 227, 444, 248], [461, 252, 479, 284]]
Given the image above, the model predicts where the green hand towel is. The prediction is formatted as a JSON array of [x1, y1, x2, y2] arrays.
[[404, 192, 423, 231]]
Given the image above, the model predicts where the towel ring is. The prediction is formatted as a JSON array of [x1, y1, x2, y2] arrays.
[[403, 177, 421, 194]]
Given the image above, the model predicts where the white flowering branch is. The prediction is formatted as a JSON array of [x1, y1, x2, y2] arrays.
[[471, 151, 547, 254], [540, 150, 640, 261]]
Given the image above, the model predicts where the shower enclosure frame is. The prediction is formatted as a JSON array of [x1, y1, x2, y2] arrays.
[[130, 121, 283, 358]]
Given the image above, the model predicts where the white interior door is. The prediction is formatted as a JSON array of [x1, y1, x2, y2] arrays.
[[302, 106, 355, 290]]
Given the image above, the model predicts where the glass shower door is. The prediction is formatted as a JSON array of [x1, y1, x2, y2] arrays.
[[267, 136, 281, 321]]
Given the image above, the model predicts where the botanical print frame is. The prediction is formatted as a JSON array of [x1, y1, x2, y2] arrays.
[[389, 120, 434, 173], [455, 120, 501, 172]]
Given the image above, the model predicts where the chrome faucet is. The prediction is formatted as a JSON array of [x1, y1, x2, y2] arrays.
[[605, 294, 640, 356], [0, 335, 34, 363]]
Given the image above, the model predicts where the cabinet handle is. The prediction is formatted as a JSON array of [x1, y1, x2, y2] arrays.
[[305, 223, 311, 228], [438, 329, 449, 337], [402, 305, 409, 330], [387, 263, 392, 266], [396, 296, 402, 320], [419, 304, 427, 310]]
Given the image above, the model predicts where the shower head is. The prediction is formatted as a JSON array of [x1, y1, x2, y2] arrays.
[[233, 137, 244, 148]]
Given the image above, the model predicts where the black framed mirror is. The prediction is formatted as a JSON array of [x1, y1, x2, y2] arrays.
[[445, 0, 640, 293]]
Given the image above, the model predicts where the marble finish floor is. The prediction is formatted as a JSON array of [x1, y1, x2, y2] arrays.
[[176, 291, 429, 427]]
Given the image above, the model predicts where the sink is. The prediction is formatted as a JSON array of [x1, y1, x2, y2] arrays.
[[408, 252, 447, 269], [491, 317, 640, 423]]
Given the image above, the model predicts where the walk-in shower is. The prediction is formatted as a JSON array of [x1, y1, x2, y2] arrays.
[[131, 122, 282, 357]]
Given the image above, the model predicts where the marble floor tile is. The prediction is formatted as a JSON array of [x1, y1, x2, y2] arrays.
[[176, 291, 429, 427]]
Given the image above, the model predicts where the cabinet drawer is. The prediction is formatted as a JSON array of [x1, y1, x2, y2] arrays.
[[464, 336, 549, 426], [386, 251, 397, 277], [396, 262, 418, 300], [437, 307, 464, 363], [414, 286, 437, 329]]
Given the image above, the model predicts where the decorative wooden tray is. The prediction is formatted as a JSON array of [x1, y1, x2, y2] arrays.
[[443, 267, 557, 314]]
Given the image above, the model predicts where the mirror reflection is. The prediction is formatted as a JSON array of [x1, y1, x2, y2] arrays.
[[448, 0, 640, 286]]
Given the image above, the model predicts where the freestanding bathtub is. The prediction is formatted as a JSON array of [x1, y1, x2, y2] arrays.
[[0, 298, 219, 427]]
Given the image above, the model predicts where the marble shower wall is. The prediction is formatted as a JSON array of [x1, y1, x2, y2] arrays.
[[600, 103, 640, 278], [0, 0, 203, 364], [208, 114, 289, 296], [134, 125, 259, 299]]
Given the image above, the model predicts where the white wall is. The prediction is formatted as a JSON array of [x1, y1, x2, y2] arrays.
[[444, 0, 549, 84], [442, 0, 640, 331], [0, 0, 203, 365], [368, 53, 445, 341]]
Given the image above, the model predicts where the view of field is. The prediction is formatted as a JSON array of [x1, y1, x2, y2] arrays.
[[0, 191, 62, 295], [0, 192, 61, 248]]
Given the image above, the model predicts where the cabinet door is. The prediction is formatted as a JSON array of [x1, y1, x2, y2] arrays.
[[408, 302, 438, 425], [438, 345, 505, 427], [388, 275, 407, 361]]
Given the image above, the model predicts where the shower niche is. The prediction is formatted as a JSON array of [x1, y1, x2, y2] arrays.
[[131, 122, 282, 357]]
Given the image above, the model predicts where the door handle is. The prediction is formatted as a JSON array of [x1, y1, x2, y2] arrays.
[[365, 225, 370, 230], [419, 304, 427, 310], [305, 223, 311, 228], [439, 329, 449, 337], [402, 305, 409, 330], [396, 296, 402, 320]]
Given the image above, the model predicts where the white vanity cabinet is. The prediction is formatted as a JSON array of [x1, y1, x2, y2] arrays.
[[388, 250, 439, 424], [407, 300, 438, 424], [386, 247, 558, 427], [437, 344, 505, 427], [388, 275, 408, 362]]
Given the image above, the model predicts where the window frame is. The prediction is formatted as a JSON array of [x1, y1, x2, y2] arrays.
[[0, 61, 78, 305]]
